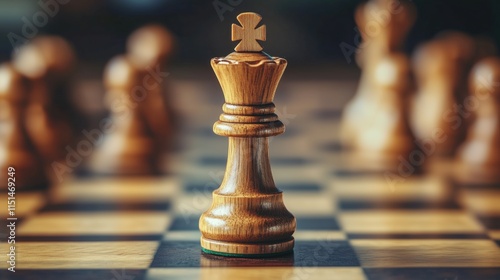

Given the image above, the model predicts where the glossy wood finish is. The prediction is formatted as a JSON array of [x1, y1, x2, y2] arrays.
[[199, 12, 295, 256], [231, 13, 266, 52]]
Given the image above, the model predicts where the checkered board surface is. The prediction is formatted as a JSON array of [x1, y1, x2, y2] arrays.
[[1, 79, 500, 280]]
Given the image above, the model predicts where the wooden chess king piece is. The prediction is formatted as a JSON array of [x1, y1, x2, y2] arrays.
[[199, 12, 296, 257]]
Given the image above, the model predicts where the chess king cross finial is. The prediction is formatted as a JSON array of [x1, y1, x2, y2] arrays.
[[231, 12, 266, 52]]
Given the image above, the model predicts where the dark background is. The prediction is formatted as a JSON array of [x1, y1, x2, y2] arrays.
[[0, 0, 497, 71]]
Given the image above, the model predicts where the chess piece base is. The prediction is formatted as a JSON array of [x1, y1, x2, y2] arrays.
[[201, 236, 294, 257]]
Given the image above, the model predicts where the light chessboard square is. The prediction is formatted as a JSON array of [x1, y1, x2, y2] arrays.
[[4, 241, 158, 269], [18, 212, 171, 236], [351, 240, 500, 268], [339, 210, 483, 234]]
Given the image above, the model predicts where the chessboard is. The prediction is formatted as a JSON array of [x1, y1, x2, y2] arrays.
[[1, 78, 499, 280]]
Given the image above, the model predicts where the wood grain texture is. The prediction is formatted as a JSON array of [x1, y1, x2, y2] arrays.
[[231, 12, 266, 52], [11, 241, 158, 269], [340, 210, 483, 234], [18, 212, 171, 236], [200, 14, 295, 255], [351, 240, 500, 267]]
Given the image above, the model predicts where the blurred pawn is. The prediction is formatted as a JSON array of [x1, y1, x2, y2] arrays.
[[352, 53, 415, 170], [126, 25, 175, 152], [341, 0, 416, 148], [12, 36, 77, 163], [354, 0, 416, 68], [455, 57, 500, 184], [89, 56, 159, 175], [410, 33, 475, 157], [0, 64, 48, 190]]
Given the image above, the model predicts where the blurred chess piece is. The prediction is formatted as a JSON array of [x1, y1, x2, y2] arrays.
[[89, 56, 159, 175], [410, 34, 475, 157], [126, 25, 175, 152], [12, 36, 77, 163], [0, 64, 48, 190], [352, 53, 415, 169], [341, 0, 416, 147], [355, 0, 416, 67], [455, 57, 500, 184]]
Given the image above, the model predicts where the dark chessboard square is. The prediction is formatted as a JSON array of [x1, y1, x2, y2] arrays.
[[200, 250, 295, 267], [452, 181, 500, 190], [477, 216, 500, 230], [0, 269, 146, 280], [365, 268, 500, 280], [74, 168, 167, 178], [339, 200, 460, 210], [278, 182, 322, 192], [150, 241, 294, 268], [333, 169, 424, 178], [294, 240, 360, 267], [41, 201, 171, 212], [198, 156, 311, 166], [333, 169, 385, 177], [151, 241, 204, 267], [347, 233, 489, 239], [185, 181, 321, 193], [168, 216, 200, 231], [184, 182, 218, 193], [296, 217, 340, 230], [150, 240, 359, 267]]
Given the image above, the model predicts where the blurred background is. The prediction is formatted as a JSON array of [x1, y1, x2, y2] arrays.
[[0, 0, 498, 76]]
